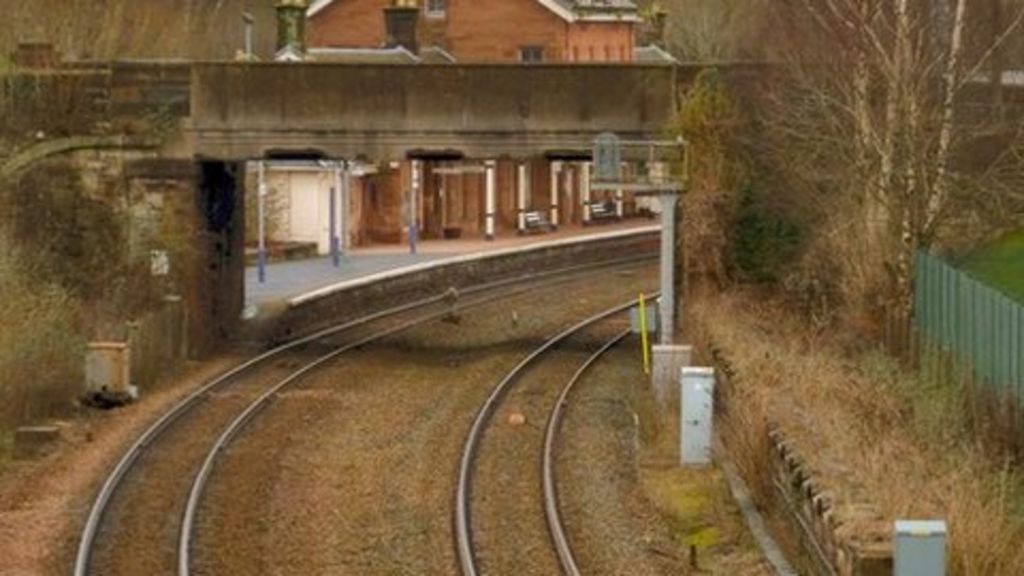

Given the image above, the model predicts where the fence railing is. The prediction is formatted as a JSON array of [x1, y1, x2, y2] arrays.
[[914, 251, 1024, 404]]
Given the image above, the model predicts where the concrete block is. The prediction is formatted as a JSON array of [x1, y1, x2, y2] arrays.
[[13, 425, 60, 460], [651, 344, 692, 406]]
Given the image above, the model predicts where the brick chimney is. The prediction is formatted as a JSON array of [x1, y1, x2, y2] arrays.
[[640, 9, 668, 47], [276, 0, 309, 56], [384, 0, 419, 53]]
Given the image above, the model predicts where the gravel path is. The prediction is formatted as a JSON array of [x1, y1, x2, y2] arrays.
[[0, 355, 241, 576], [190, 266, 657, 574], [559, 344, 774, 576]]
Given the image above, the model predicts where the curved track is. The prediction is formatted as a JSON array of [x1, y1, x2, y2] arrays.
[[74, 256, 652, 576], [454, 296, 654, 576], [542, 328, 631, 576]]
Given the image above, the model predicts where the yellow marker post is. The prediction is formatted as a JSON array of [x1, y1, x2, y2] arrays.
[[639, 292, 651, 375]]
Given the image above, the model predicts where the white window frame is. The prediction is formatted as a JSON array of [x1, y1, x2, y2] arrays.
[[425, 0, 446, 19]]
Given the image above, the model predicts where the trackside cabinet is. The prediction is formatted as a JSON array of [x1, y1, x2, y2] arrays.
[[894, 520, 946, 576], [680, 367, 714, 465]]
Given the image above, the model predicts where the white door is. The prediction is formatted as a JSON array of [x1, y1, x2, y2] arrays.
[[681, 367, 714, 465], [288, 173, 321, 247]]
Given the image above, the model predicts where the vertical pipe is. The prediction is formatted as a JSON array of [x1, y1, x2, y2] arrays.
[[639, 292, 651, 375], [257, 161, 268, 284], [244, 13, 254, 58], [659, 193, 678, 345], [550, 160, 561, 227], [410, 159, 421, 254], [615, 161, 625, 218], [581, 161, 592, 224], [485, 160, 496, 240], [517, 162, 528, 233]]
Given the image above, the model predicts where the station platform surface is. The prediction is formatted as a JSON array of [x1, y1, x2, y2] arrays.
[[244, 220, 655, 308]]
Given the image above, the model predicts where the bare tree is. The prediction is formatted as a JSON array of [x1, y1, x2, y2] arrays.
[[756, 0, 1024, 322], [656, 0, 769, 61]]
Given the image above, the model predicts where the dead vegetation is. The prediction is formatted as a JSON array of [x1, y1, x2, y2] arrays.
[[0, 0, 279, 65], [692, 288, 1024, 575], [0, 237, 83, 432]]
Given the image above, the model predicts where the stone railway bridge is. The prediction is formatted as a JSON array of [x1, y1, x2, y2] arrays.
[[1, 61, 760, 354]]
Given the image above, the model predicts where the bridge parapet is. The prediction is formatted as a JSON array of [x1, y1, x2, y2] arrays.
[[187, 62, 679, 160]]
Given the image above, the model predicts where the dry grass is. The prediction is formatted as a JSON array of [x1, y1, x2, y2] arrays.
[[1, 0, 279, 63], [0, 236, 83, 435], [691, 288, 1024, 575]]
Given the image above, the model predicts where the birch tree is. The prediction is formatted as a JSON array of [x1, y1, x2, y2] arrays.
[[757, 0, 1024, 322]]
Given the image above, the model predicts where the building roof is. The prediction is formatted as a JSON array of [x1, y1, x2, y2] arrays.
[[308, 0, 639, 22], [634, 44, 678, 65], [304, 45, 456, 64], [306, 46, 420, 63]]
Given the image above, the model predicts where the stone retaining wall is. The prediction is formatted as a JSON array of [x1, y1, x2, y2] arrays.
[[713, 350, 893, 576], [271, 229, 658, 343]]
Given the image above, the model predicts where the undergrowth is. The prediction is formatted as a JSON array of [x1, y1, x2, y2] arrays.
[[693, 289, 1024, 575], [0, 234, 84, 433]]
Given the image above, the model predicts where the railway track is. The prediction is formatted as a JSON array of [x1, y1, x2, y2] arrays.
[[73, 256, 653, 576], [454, 297, 652, 576]]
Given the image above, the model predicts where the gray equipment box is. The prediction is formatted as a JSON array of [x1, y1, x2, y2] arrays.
[[894, 520, 946, 576]]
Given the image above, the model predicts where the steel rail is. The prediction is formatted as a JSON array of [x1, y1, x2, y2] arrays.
[[74, 252, 653, 576], [454, 294, 657, 576], [542, 328, 631, 576], [176, 281, 573, 575]]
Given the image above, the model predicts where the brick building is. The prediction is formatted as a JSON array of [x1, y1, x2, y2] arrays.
[[258, 0, 670, 251], [306, 0, 641, 63]]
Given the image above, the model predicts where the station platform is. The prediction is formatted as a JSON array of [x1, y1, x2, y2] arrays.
[[244, 221, 656, 309]]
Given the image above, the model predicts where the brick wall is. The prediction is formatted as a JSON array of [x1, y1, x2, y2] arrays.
[[309, 0, 637, 63], [567, 21, 635, 62], [308, 0, 390, 47], [444, 0, 567, 61]]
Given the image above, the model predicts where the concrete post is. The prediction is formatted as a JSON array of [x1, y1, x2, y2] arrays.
[[615, 161, 625, 218], [581, 161, 592, 224], [485, 160, 497, 240], [652, 344, 691, 408], [659, 192, 679, 345], [550, 160, 562, 227], [517, 162, 528, 233]]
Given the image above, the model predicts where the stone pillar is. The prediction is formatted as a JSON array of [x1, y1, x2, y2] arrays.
[[485, 160, 496, 240], [125, 159, 244, 358], [550, 160, 562, 227], [581, 161, 592, 224], [517, 162, 528, 233]]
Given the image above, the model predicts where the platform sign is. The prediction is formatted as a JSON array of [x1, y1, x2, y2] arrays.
[[594, 132, 621, 182]]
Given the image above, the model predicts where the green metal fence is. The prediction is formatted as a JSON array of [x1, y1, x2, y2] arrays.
[[914, 251, 1024, 403]]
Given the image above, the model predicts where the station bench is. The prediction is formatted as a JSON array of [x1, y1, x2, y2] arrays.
[[588, 201, 618, 222], [522, 210, 553, 233]]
